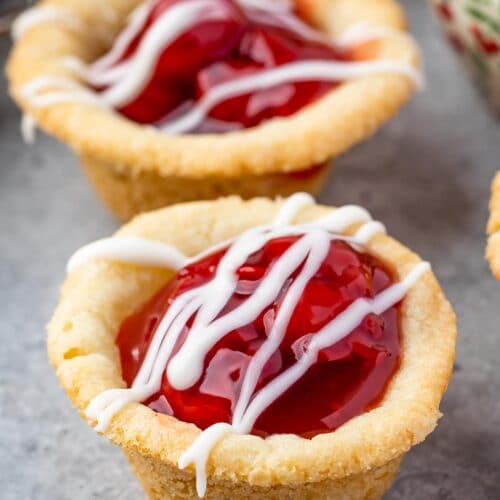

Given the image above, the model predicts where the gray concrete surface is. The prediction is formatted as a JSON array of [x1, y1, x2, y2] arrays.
[[1, 1, 499, 498]]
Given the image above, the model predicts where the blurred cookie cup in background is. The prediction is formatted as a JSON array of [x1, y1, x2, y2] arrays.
[[8, 0, 421, 219]]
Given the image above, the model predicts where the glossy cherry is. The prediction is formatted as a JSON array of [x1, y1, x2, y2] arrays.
[[195, 25, 344, 129], [117, 235, 401, 438]]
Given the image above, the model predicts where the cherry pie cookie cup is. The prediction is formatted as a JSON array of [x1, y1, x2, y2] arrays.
[[47, 195, 456, 499], [487, 172, 500, 279], [8, 0, 421, 220]]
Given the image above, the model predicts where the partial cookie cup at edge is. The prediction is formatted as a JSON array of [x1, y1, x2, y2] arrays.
[[8, 0, 420, 219], [487, 172, 500, 279], [47, 196, 456, 499]]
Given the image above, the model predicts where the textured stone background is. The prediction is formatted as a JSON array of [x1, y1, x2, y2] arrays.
[[1, 1, 499, 498]]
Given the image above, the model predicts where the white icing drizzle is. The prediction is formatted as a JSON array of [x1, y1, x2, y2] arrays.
[[272, 191, 315, 226], [238, 0, 293, 13], [58, 0, 156, 87], [334, 22, 424, 85], [68, 193, 430, 497], [354, 220, 387, 244], [246, 8, 333, 46], [16, 0, 423, 139], [21, 114, 36, 144], [20, 76, 105, 109], [11, 5, 83, 40], [336, 22, 403, 48], [335, 22, 420, 53], [178, 422, 235, 497], [66, 236, 188, 274]]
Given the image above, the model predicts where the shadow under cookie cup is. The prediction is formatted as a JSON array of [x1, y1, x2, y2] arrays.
[[8, 0, 420, 220], [47, 196, 456, 499]]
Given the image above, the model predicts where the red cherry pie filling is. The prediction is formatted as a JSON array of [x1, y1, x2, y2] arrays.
[[117, 235, 401, 438], [93, 0, 374, 132]]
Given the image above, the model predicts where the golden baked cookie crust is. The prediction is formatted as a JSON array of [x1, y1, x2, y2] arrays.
[[487, 172, 500, 279], [47, 196, 456, 497], [7, 0, 419, 179], [79, 154, 332, 221]]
